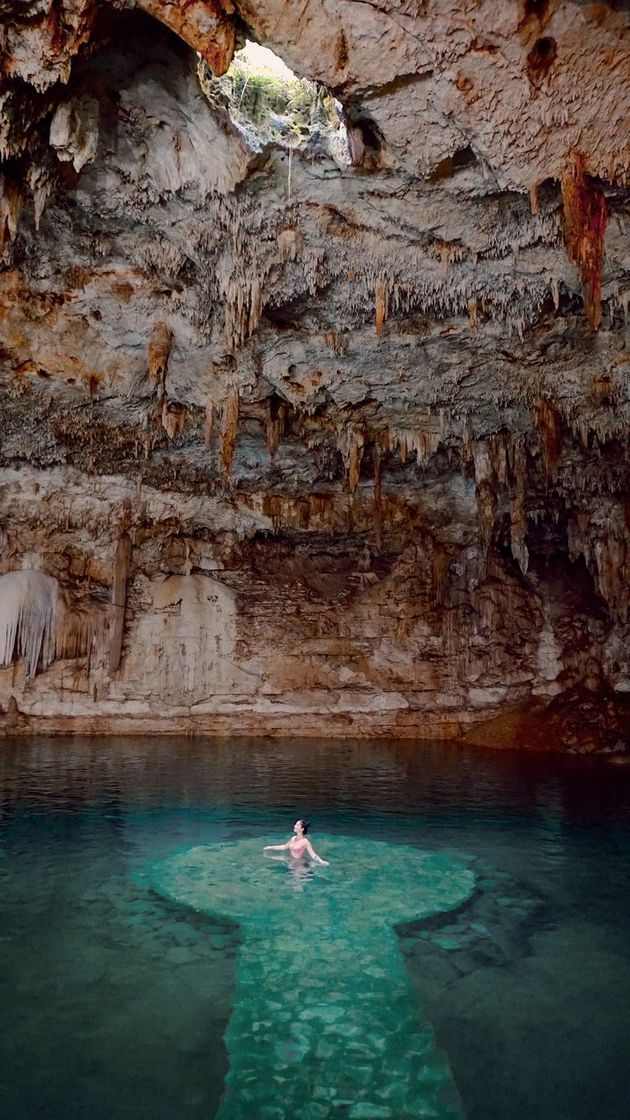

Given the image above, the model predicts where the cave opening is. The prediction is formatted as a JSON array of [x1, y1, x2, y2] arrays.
[[200, 39, 347, 162]]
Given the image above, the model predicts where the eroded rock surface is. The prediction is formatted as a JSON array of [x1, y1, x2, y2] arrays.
[[0, 1, 628, 747]]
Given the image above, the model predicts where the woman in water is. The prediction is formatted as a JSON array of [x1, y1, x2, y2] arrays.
[[263, 819, 329, 865]]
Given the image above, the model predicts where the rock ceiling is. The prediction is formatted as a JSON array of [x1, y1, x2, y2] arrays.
[[0, 0, 628, 747]]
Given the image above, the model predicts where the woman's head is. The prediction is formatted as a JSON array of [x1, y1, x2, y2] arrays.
[[293, 818, 310, 835]]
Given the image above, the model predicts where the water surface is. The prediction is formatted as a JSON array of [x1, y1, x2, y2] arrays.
[[1, 737, 629, 1120]]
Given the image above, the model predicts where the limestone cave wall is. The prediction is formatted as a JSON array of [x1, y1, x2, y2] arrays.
[[0, 1, 628, 748]]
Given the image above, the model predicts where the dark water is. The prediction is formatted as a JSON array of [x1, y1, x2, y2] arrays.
[[1, 737, 630, 1120]]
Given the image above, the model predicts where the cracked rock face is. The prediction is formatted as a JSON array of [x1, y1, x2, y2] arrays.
[[0, 1, 628, 748]]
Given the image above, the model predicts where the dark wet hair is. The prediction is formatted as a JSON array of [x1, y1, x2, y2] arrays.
[[300, 819, 310, 835]]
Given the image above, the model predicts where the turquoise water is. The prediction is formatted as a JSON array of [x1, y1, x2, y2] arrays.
[[153, 837, 475, 1119], [1, 738, 630, 1120]]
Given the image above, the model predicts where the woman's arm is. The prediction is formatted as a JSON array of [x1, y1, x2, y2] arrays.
[[263, 840, 290, 852], [305, 839, 329, 866]]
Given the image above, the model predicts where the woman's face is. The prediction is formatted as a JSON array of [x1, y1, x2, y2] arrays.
[[293, 819, 304, 835]]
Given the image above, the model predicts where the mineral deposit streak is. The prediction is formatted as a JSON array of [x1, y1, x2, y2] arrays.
[[152, 837, 476, 1120]]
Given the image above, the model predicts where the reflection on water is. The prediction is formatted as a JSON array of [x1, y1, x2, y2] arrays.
[[1, 736, 630, 1120]]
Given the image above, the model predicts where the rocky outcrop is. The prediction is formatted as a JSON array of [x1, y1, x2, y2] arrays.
[[0, 2, 628, 748]]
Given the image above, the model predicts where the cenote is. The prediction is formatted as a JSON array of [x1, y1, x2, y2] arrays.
[[1, 737, 630, 1120]]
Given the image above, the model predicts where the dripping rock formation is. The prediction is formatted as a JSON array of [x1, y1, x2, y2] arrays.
[[0, 0, 628, 750]]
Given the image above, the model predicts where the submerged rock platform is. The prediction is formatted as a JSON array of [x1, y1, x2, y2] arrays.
[[152, 836, 476, 1120]]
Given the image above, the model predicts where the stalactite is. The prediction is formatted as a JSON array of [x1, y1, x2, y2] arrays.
[[374, 279, 390, 336], [49, 96, 99, 173], [529, 182, 540, 215], [622, 291, 630, 333], [57, 610, 96, 663], [148, 322, 173, 390], [509, 439, 529, 574], [460, 422, 473, 467], [262, 494, 282, 533], [472, 442, 496, 551], [593, 534, 629, 624], [372, 442, 383, 547], [323, 332, 348, 357], [204, 397, 215, 446], [277, 226, 304, 262], [432, 544, 450, 607], [488, 433, 508, 486], [389, 429, 441, 468], [349, 431, 365, 494], [220, 389, 239, 478], [560, 150, 607, 329], [109, 534, 131, 675], [265, 395, 289, 458], [533, 397, 562, 476], [436, 241, 463, 276], [161, 400, 187, 439], [260, 494, 332, 534], [567, 408, 621, 449], [339, 427, 365, 493], [568, 513, 629, 624], [27, 163, 53, 230], [222, 274, 262, 351], [468, 298, 478, 331], [343, 227, 558, 335], [0, 175, 22, 248]]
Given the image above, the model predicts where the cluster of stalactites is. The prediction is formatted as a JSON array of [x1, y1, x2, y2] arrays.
[[568, 509, 629, 625], [0, 165, 54, 250], [205, 162, 608, 356], [0, 570, 95, 679], [193, 378, 626, 599], [0, 535, 135, 680]]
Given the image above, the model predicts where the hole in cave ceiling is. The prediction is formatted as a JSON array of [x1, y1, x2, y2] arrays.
[[526, 35, 557, 79], [199, 40, 348, 163]]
